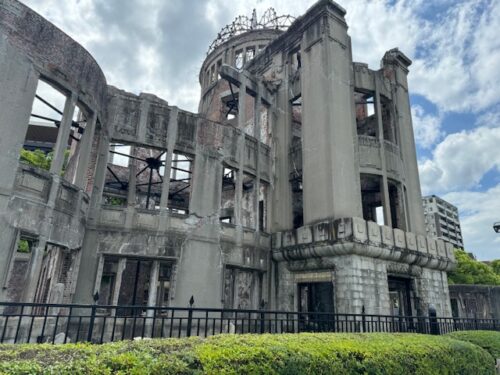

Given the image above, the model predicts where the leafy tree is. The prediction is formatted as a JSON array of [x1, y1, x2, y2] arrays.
[[490, 259, 500, 276], [448, 249, 500, 285]]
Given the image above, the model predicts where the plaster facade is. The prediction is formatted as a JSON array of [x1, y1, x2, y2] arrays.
[[0, 0, 455, 317]]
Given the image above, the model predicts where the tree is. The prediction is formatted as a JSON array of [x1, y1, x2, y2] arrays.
[[490, 259, 500, 276], [448, 249, 500, 285]]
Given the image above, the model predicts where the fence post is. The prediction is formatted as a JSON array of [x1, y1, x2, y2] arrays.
[[259, 300, 266, 334], [362, 305, 366, 333], [474, 313, 478, 331], [87, 292, 99, 342], [428, 305, 440, 335], [186, 296, 194, 337]]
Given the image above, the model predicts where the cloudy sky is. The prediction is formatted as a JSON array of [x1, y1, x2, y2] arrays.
[[23, 0, 500, 260]]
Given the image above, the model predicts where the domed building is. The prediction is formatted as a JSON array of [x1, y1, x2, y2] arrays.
[[0, 0, 455, 327]]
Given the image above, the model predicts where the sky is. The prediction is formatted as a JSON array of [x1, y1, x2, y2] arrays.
[[23, 0, 500, 260]]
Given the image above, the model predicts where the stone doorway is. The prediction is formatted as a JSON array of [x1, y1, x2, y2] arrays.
[[298, 282, 334, 314], [298, 282, 334, 331], [388, 276, 412, 316]]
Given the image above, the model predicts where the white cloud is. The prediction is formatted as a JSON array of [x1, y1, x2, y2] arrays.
[[411, 105, 443, 149], [419, 126, 500, 194], [411, 0, 500, 113], [444, 185, 500, 260]]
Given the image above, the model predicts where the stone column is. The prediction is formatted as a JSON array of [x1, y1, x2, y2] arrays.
[[50, 93, 77, 174], [74, 112, 97, 188], [124, 146, 137, 228], [234, 78, 247, 228], [300, 4, 362, 224], [111, 258, 127, 307], [0, 38, 39, 300], [72, 134, 109, 304], [159, 107, 179, 227], [145, 260, 160, 336], [270, 59, 293, 231], [382, 49, 425, 234], [253, 85, 262, 232], [87, 134, 110, 223], [374, 80, 392, 228], [171, 146, 223, 308]]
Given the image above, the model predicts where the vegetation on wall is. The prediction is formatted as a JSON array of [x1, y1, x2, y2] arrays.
[[0, 333, 496, 374], [16, 239, 31, 254], [19, 149, 53, 171], [19, 149, 70, 172], [448, 249, 500, 286]]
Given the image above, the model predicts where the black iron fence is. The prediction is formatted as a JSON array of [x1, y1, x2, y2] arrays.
[[0, 301, 498, 344]]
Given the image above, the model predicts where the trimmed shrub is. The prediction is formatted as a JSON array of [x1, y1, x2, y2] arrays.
[[446, 330, 500, 358], [0, 333, 495, 375]]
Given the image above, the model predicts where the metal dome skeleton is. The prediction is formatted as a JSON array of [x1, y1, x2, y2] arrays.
[[207, 8, 295, 55]]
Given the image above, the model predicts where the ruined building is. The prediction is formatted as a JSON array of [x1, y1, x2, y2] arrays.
[[0, 0, 456, 317]]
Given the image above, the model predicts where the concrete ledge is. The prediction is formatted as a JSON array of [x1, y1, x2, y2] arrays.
[[367, 221, 381, 245], [272, 217, 456, 271]]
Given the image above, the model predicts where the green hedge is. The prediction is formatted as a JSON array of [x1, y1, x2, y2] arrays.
[[0, 333, 495, 375], [446, 330, 500, 358]]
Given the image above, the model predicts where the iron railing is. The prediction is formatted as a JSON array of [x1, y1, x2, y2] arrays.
[[0, 301, 498, 344]]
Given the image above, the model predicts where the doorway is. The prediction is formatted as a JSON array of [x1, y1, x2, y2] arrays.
[[388, 276, 412, 316], [298, 282, 334, 331]]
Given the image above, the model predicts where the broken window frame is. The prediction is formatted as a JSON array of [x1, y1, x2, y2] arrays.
[[168, 151, 194, 215], [360, 173, 385, 225], [234, 49, 244, 70], [355, 91, 377, 138], [220, 165, 237, 224], [22, 77, 88, 177]]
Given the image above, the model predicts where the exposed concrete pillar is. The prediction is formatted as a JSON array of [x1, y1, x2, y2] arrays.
[[93, 254, 105, 297], [374, 81, 392, 228], [145, 260, 160, 336], [300, 4, 362, 224], [74, 112, 97, 188], [270, 60, 293, 231], [172, 148, 223, 308], [87, 134, 110, 223], [72, 131, 109, 304], [253, 85, 262, 232], [23, 239, 47, 303], [382, 49, 425, 234], [50, 93, 77, 174], [125, 146, 138, 228], [0, 38, 39, 300], [234, 78, 247, 227], [159, 107, 179, 213], [147, 260, 160, 309], [111, 258, 127, 307]]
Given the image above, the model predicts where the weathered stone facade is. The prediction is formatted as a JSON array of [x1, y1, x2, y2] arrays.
[[0, 0, 455, 316]]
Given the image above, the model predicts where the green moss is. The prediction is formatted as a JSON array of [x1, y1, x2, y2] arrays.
[[0, 333, 495, 374], [446, 330, 500, 358]]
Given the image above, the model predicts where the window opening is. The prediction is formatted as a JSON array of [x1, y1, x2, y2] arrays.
[[220, 166, 237, 224], [235, 50, 244, 69], [360, 174, 385, 225], [168, 152, 193, 214], [355, 91, 377, 137]]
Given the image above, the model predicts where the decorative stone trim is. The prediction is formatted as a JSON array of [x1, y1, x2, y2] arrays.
[[272, 217, 456, 271]]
